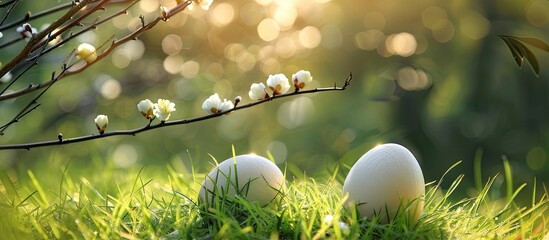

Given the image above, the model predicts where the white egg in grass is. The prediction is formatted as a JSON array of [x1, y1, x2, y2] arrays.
[[343, 143, 425, 224], [199, 154, 285, 206]]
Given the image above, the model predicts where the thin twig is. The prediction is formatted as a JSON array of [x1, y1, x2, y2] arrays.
[[0, 73, 353, 150], [0, 0, 17, 8], [0, 0, 20, 26], [0, 2, 73, 31]]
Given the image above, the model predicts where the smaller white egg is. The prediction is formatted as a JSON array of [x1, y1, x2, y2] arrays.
[[343, 143, 425, 224], [199, 154, 285, 206]]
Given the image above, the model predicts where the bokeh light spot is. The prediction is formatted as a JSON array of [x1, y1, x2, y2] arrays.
[[432, 21, 455, 43], [139, 0, 159, 13], [526, 0, 549, 27], [299, 26, 321, 49], [112, 48, 131, 69], [276, 37, 297, 58], [100, 78, 121, 100], [209, 2, 236, 27], [162, 34, 183, 55], [422, 6, 448, 30], [123, 40, 145, 60], [163, 55, 184, 74], [236, 51, 257, 71], [527, 147, 546, 170], [460, 10, 490, 40], [273, 4, 297, 30], [355, 30, 384, 51], [387, 32, 417, 57], [257, 18, 280, 41], [112, 144, 138, 168], [179, 60, 200, 78], [277, 96, 314, 129]]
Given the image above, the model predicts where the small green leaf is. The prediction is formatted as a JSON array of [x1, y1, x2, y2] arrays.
[[514, 37, 549, 52], [510, 38, 541, 77], [500, 36, 524, 67]]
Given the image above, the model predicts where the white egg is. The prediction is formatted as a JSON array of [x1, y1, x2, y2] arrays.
[[343, 143, 425, 223], [199, 154, 285, 206]]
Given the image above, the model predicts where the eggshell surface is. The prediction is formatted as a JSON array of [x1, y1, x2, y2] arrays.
[[199, 154, 284, 206], [343, 143, 425, 223]]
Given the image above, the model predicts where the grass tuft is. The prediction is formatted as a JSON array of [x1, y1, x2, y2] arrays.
[[0, 160, 547, 239]]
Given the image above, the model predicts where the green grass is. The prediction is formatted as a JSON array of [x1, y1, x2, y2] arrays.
[[0, 160, 547, 239]]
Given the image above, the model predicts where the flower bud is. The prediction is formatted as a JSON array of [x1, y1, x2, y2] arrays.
[[234, 96, 242, 106], [137, 99, 154, 119], [160, 6, 169, 20], [249, 83, 267, 100], [153, 99, 176, 122], [266, 73, 290, 96], [76, 43, 97, 63], [16, 23, 37, 39], [292, 70, 313, 90], [94, 115, 108, 134]]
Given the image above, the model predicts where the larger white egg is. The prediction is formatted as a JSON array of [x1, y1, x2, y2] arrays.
[[199, 154, 285, 206], [343, 143, 425, 223]]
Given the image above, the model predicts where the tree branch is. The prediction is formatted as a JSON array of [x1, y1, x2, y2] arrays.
[[0, 0, 191, 101], [0, 0, 104, 82], [0, 2, 72, 32], [0, 73, 353, 150]]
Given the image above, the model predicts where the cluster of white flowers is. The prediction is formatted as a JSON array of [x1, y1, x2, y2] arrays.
[[137, 99, 176, 122], [93, 69, 312, 132], [202, 93, 234, 114], [93, 99, 176, 134], [249, 70, 313, 100]]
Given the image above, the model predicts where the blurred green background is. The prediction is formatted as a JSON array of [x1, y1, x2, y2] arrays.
[[0, 0, 548, 200]]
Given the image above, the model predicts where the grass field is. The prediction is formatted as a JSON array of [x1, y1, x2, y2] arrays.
[[0, 158, 547, 239]]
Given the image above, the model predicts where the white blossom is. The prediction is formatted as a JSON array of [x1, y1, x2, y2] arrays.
[[137, 99, 154, 119], [76, 43, 97, 63], [202, 93, 234, 114], [248, 82, 267, 100], [266, 73, 290, 96], [94, 115, 108, 134], [292, 70, 313, 89], [153, 99, 176, 121], [16, 23, 37, 39]]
